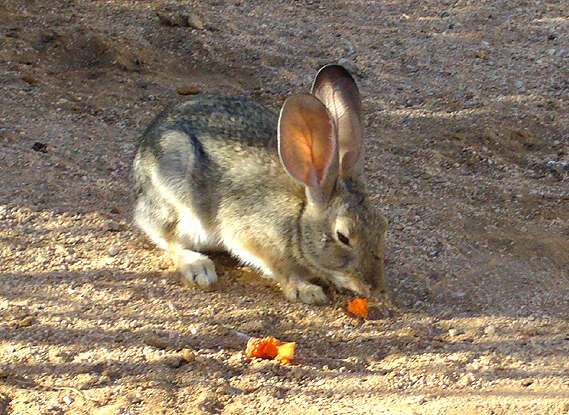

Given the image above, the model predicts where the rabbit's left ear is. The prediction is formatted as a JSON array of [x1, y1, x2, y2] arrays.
[[312, 64, 362, 178], [278, 94, 339, 207]]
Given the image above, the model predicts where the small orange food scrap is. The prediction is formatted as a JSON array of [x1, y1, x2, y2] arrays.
[[275, 341, 295, 363], [246, 336, 280, 359], [246, 336, 295, 363], [347, 297, 368, 319]]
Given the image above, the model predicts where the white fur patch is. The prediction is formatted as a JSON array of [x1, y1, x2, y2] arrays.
[[176, 210, 219, 250], [134, 199, 169, 250], [149, 167, 220, 251], [222, 233, 274, 278]]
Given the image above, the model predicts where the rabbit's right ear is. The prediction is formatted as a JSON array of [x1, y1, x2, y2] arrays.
[[311, 64, 362, 178], [278, 94, 339, 207]]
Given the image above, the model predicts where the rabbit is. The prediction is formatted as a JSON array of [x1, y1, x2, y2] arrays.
[[132, 64, 388, 304]]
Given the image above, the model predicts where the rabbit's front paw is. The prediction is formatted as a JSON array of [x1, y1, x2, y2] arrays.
[[176, 250, 218, 291], [282, 278, 329, 304]]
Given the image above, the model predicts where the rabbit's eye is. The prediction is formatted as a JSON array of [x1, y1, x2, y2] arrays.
[[336, 231, 350, 247]]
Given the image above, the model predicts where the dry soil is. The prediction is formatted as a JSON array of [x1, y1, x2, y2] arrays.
[[1, 1, 569, 414]]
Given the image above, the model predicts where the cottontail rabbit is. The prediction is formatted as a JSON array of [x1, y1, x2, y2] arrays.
[[133, 64, 387, 304]]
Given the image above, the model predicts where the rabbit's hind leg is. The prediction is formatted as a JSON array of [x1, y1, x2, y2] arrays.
[[134, 194, 173, 250], [171, 209, 219, 290], [134, 194, 218, 290]]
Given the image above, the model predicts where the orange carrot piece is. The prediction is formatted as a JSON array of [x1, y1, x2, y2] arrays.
[[275, 342, 295, 363], [246, 336, 295, 363], [347, 297, 368, 319]]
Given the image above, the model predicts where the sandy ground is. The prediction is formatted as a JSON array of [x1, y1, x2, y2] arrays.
[[1, 0, 569, 414]]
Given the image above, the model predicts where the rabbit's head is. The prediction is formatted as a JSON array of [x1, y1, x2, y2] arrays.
[[278, 65, 388, 297]]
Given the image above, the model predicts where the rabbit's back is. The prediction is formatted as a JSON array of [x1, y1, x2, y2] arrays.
[[135, 95, 286, 194], [133, 95, 299, 234], [141, 95, 278, 152]]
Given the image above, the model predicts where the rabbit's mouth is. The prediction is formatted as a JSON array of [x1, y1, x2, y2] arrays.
[[328, 271, 371, 297]]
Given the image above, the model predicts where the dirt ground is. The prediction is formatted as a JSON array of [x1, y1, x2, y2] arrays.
[[1, 0, 569, 414]]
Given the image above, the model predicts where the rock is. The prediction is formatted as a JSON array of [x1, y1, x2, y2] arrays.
[[227, 351, 245, 367], [32, 142, 48, 153], [195, 390, 219, 412], [176, 85, 201, 96], [484, 326, 496, 335], [520, 326, 538, 336], [127, 392, 143, 404], [157, 8, 204, 30], [164, 356, 185, 369], [107, 247, 119, 257], [21, 74, 39, 86], [182, 348, 196, 362], [144, 336, 170, 349], [187, 13, 204, 30], [367, 304, 392, 320], [105, 220, 121, 232], [457, 372, 475, 387], [37, 31, 59, 45], [291, 367, 305, 379], [16, 315, 34, 328], [240, 319, 268, 334], [521, 378, 533, 387], [157, 11, 187, 27]]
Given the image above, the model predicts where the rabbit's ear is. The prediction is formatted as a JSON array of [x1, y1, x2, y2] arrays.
[[278, 94, 339, 206], [311, 64, 362, 178]]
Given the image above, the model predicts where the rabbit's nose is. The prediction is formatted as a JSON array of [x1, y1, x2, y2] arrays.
[[368, 263, 386, 294]]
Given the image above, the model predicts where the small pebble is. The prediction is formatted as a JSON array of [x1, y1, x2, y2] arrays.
[[521, 378, 534, 387], [182, 348, 196, 362], [17, 315, 34, 328], [291, 367, 304, 379], [128, 392, 143, 404], [164, 356, 185, 369], [105, 220, 121, 232], [108, 247, 119, 257], [176, 85, 201, 96], [144, 336, 169, 349], [458, 372, 475, 387], [62, 396, 74, 405], [187, 13, 204, 30], [413, 396, 427, 405], [484, 326, 496, 335]]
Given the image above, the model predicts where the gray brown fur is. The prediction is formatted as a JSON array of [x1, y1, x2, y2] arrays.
[[132, 65, 387, 304]]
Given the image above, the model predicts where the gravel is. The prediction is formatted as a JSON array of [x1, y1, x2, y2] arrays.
[[1, 0, 568, 414]]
